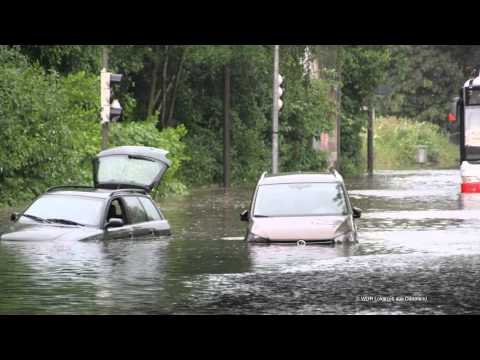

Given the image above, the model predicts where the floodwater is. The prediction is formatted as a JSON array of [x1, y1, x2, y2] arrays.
[[1, 169, 480, 314]]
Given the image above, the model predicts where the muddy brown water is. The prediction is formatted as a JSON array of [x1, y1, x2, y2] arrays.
[[1, 169, 480, 314]]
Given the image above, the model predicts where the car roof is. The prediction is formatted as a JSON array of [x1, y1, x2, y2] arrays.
[[42, 187, 149, 200], [258, 172, 343, 185]]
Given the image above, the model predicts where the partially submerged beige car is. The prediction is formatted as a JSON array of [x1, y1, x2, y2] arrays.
[[241, 171, 361, 244]]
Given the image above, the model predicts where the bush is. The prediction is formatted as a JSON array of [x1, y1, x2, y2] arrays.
[[372, 116, 458, 170], [0, 47, 90, 205], [109, 120, 190, 197], [180, 125, 223, 186], [180, 110, 271, 187], [58, 71, 101, 184]]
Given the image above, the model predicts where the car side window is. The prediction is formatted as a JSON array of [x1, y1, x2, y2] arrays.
[[107, 199, 125, 222], [138, 197, 162, 221], [122, 196, 148, 224]]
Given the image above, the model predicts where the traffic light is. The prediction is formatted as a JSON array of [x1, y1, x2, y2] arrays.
[[100, 69, 123, 124], [278, 74, 284, 111], [110, 99, 123, 122], [448, 97, 458, 123]]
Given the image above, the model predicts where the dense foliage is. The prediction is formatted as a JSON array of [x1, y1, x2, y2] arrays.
[[1, 44, 478, 205], [0, 46, 187, 205], [0, 47, 79, 204], [381, 45, 465, 128]]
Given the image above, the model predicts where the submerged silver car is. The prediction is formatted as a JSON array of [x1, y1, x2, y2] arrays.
[[241, 170, 362, 244], [1, 146, 172, 242]]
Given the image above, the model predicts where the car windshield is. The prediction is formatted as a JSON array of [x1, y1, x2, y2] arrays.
[[253, 182, 348, 217], [23, 195, 105, 227], [465, 107, 480, 149]]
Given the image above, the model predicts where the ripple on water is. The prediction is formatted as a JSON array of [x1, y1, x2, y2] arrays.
[[2, 170, 480, 314]]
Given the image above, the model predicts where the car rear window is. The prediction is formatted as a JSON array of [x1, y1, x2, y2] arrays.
[[97, 155, 164, 188]]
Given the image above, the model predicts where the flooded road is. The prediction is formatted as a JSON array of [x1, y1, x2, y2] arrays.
[[1, 169, 480, 314]]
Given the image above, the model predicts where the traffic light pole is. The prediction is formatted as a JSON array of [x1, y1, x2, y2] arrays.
[[101, 47, 109, 150], [272, 45, 280, 175], [336, 82, 342, 171]]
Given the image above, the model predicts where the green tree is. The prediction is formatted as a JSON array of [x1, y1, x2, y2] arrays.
[[383, 45, 464, 128], [339, 45, 391, 175], [0, 44, 375, 206], [0, 46, 94, 204], [16, 45, 101, 74]]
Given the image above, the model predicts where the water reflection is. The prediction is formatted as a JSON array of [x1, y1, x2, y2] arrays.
[[459, 193, 480, 210], [2, 169, 480, 314], [247, 242, 358, 273]]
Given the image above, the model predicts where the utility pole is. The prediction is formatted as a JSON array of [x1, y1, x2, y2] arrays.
[[223, 64, 231, 188], [101, 47, 109, 150], [367, 102, 375, 176], [336, 83, 342, 170], [272, 45, 280, 174]]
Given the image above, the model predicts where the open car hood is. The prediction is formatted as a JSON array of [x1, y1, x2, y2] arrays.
[[93, 146, 171, 192]]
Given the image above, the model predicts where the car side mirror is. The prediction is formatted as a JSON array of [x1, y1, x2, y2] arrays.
[[10, 212, 18, 222], [353, 207, 362, 219], [106, 218, 124, 229], [240, 210, 249, 222]]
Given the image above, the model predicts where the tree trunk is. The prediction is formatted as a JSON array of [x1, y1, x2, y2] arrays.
[[160, 45, 170, 128], [223, 64, 231, 188], [167, 49, 186, 127], [147, 46, 161, 118], [367, 102, 375, 176]]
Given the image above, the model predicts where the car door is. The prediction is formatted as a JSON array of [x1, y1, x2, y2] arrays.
[[121, 196, 152, 239], [103, 197, 135, 241], [137, 196, 171, 236]]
